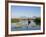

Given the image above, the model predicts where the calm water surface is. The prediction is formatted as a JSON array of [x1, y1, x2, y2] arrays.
[[11, 21, 41, 31]]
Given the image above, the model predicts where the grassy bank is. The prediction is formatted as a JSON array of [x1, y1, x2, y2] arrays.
[[11, 19, 19, 23]]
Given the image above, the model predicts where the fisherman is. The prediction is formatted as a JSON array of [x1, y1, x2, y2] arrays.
[[28, 20, 31, 25]]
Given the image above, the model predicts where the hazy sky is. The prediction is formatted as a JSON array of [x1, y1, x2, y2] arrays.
[[11, 6, 41, 18]]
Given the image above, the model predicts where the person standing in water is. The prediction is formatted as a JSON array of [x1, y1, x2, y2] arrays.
[[27, 19, 31, 29], [28, 20, 31, 25], [28, 18, 31, 25]]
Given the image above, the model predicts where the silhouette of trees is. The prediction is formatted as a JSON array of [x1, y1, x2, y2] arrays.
[[34, 17, 41, 25]]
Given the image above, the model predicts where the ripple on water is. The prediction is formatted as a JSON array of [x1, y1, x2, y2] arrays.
[[11, 23, 41, 31]]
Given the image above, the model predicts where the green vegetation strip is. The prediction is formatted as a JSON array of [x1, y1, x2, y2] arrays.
[[11, 19, 19, 23]]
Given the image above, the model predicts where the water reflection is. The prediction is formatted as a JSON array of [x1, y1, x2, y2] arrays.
[[11, 20, 40, 31]]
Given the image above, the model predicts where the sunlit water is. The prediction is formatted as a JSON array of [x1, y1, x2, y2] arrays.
[[11, 20, 41, 31]]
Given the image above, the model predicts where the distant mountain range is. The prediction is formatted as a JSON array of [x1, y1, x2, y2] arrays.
[[11, 16, 40, 19]]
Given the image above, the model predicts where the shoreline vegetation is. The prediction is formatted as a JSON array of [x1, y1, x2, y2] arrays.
[[11, 17, 41, 25], [11, 19, 20, 23]]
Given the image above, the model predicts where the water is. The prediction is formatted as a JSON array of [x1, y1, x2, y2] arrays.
[[11, 20, 41, 31]]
